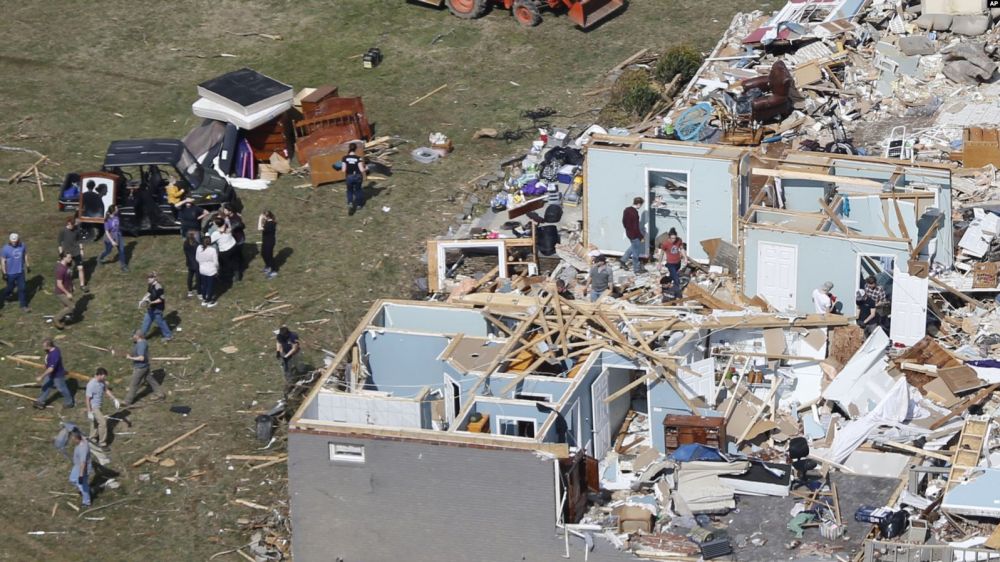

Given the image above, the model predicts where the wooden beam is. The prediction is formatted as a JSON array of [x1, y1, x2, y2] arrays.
[[0, 388, 35, 401], [891, 198, 912, 252], [930, 276, 981, 308], [910, 215, 942, 260], [5, 356, 91, 383], [752, 167, 883, 189], [714, 350, 819, 362], [818, 197, 852, 236], [132, 423, 207, 467]]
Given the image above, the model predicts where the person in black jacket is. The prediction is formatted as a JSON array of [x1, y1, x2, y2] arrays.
[[183, 231, 199, 297], [223, 206, 246, 282], [258, 210, 278, 279]]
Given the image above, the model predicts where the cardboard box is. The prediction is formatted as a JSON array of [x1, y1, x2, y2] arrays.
[[614, 506, 653, 533]]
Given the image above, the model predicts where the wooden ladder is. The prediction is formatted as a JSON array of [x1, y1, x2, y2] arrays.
[[946, 417, 990, 491]]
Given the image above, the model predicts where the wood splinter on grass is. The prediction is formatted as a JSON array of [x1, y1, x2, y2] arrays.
[[409, 84, 448, 107]]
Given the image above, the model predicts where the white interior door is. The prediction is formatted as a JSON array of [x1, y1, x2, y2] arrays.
[[591, 369, 610, 459], [890, 263, 928, 346], [443, 374, 460, 424], [756, 242, 798, 311]]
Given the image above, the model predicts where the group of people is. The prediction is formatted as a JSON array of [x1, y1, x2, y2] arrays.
[[812, 275, 891, 335], [34, 333, 163, 507]]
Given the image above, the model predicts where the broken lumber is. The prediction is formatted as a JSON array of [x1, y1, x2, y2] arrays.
[[132, 423, 207, 467], [409, 84, 448, 107], [0, 388, 35, 401], [4, 356, 91, 382], [233, 498, 269, 511], [231, 304, 292, 322], [249, 456, 288, 471], [225, 454, 286, 462]]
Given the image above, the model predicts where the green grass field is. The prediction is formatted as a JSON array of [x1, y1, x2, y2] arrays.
[[0, 1, 775, 559]]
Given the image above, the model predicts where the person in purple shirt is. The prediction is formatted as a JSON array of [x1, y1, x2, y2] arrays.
[[34, 338, 73, 409], [97, 205, 128, 272], [1, 232, 30, 312]]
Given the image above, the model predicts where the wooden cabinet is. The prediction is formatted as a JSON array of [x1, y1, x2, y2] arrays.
[[663, 415, 727, 452]]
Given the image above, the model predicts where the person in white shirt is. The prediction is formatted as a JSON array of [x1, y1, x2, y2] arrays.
[[209, 217, 236, 286], [195, 237, 219, 307], [812, 281, 842, 314]]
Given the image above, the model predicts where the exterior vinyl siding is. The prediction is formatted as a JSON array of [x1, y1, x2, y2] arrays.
[[288, 432, 635, 562]]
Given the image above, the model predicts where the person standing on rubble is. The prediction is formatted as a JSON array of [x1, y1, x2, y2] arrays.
[[1, 232, 31, 313], [620, 197, 645, 274], [85, 367, 120, 448], [812, 281, 842, 314], [659, 228, 687, 300], [340, 143, 367, 216], [585, 255, 612, 302]]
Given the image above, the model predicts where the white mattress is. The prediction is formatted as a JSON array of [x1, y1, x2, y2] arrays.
[[192, 96, 291, 130]]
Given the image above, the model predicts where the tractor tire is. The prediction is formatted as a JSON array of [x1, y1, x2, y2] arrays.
[[512, 0, 542, 26], [446, 0, 490, 19]]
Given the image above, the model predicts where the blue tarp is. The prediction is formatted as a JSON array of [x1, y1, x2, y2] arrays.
[[670, 444, 726, 462]]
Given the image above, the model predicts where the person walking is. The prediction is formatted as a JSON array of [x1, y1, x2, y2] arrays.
[[658, 228, 687, 300], [68, 428, 93, 507], [584, 255, 612, 302], [139, 272, 172, 341], [120, 331, 165, 406], [57, 217, 88, 293], [53, 253, 76, 329], [209, 217, 237, 285], [340, 143, 367, 215], [195, 237, 219, 307], [183, 231, 199, 298], [1, 232, 30, 312], [34, 338, 73, 409], [621, 197, 645, 274], [258, 210, 278, 279], [97, 206, 128, 272], [275, 326, 300, 383], [85, 367, 120, 447]]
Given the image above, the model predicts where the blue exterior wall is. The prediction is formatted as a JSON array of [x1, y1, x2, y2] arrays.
[[743, 228, 910, 315], [585, 146, 738, 261]]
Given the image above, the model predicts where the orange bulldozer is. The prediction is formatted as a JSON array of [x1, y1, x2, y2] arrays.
[[412, 0, 626, 29]]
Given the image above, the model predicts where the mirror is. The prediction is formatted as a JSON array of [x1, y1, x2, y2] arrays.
[[78, 172, 119, 224]]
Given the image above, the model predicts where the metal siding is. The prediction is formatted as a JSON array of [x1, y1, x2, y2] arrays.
[[288, 432, 634, 562]]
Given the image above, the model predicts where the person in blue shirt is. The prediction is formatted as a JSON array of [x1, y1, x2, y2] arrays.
[[34, 338, 73, 409], [1, 232, 30, 312], [68, 428, 93, 507]]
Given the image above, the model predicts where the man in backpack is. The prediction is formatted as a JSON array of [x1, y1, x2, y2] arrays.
[[338, 143, 367, 216]]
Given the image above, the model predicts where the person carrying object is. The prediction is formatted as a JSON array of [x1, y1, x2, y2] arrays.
[[659, 228, 687, 300], [57, 217, 88, 293], [34, 338, 73, 409], [621, 197, 645, 274], [68, 428, 93, 507], [85, 367, 120, 448], [338, 143, 368, 216], [1, 232, 31, 312], [812, 281, 843, 314]]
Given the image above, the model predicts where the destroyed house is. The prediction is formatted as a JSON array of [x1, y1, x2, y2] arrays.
[[583, 136, 751, 262], [583, 137, 953, 327], [287, 299, 849, 561], [742, 153, 953, 345]]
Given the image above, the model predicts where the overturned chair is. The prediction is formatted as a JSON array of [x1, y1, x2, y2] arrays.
[[739, 60, 794, 123]]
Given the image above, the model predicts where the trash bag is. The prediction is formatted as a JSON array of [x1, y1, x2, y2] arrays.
[[536, 225, 559, 256], [543, 204, 563, 224]]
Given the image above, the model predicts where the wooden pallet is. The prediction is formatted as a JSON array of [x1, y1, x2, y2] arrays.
[[946, 417, 990, 491]]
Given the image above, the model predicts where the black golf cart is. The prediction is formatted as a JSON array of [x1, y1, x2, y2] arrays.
[[59, 139, 235, 235]]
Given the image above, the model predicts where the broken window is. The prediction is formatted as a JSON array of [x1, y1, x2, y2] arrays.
[[328, 443, 366, 463]]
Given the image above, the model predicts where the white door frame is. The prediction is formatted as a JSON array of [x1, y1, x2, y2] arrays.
[[443, 373, 462, 425], [591, 368, 611, 458], [644, 167, 692, 255], [856, 253, 895, 292]]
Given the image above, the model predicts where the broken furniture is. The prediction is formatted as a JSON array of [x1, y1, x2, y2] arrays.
[[308, 144, 366, 188], [738, 60, 794, 123], [294, 94, 372, 166], [662, 414, 727, 452]]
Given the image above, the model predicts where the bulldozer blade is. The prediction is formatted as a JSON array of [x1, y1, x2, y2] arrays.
[[567, 0, 625, 29]]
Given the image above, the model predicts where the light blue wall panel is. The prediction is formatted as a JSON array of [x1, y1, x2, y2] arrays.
[[381, 303, 491, 336]]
